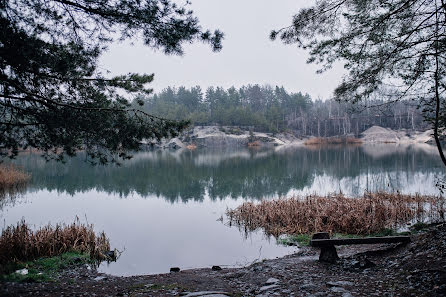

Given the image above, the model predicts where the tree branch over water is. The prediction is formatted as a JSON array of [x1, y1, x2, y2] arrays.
[[0, 0, 223, 164]]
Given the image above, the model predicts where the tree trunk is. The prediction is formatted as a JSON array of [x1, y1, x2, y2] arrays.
[[434, 7, 446, 167]]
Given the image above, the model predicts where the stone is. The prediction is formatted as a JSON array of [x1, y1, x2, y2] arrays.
[[170, 267, 180, 272], [265, 278, 280, 285], [300, 283, 318, 291], [15, 268, 28, 275], [330, 287, 349, 293], [106, 250, 116, 260], [93, 276, 106, 281], [181, 292, 230, 297], [259, 284, 279, 292], [361, 258, 376, 269], [326, 281, 353, 287], [212, 266, 222, 271]]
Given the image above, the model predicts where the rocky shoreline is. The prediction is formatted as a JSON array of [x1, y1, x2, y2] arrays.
[[142, 126, 436, 151], [2, 223, 445, 297]]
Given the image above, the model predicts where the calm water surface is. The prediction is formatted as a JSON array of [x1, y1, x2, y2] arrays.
[[1, 144, 444, 276]]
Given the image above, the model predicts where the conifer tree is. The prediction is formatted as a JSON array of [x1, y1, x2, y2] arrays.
[[0, 0, 223, 164]]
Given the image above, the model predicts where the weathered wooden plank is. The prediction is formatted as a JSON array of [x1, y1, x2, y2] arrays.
[[310, 236, 411, 247]]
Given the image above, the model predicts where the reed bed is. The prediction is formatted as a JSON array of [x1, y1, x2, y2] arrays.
[[0, 219, 110, 266], [227, 192, 445, 237], [0, 164, 30, 190], [247, 141, 261, 147], [304, 137, 363, 145]]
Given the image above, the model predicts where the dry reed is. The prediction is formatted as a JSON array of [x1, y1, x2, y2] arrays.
[[227, 192, 445, 237], [248, 141, 261, 147], [0, 219, 110, 265], [0, 164, 30, 189]]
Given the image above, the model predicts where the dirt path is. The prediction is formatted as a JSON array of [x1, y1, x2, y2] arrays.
[[2, 224, 445, 297]]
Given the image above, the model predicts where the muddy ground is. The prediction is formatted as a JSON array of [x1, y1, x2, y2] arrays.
[[1, 224, 445, 297]]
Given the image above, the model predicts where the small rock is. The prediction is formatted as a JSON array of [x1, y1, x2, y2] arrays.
[[212, 266, 222, 271], [93, 276, 106, 281], [361, 258, 376, 269], [326, 281, 354, 287], [265, 278, 280, 285], [351, 260, 361, 268], [170, 267, 180, 272], [259, 284, 279, 292], [330, 287, 349, 293], [300, 283, 318, 291], [15, 268, 28, 275], [252, 266, 263, 272], [181, 292, 230, 297], [106, 250, 116, 259]]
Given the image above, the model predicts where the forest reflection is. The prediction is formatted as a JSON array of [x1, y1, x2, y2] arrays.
[[9, 144, 444, 203]]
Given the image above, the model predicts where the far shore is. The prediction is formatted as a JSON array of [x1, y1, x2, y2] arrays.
[[145, 125, 437, 151]]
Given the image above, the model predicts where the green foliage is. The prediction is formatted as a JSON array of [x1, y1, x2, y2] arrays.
[[138, 84, 313, 133], [136, 84, 427, 135], [1, 252, 92, 283], [277, 234, 311, 246], [0, 0, 223, 164]]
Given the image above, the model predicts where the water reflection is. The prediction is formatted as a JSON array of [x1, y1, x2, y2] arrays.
[[7, 144, 444, 203], [1, 144, 444, 276]]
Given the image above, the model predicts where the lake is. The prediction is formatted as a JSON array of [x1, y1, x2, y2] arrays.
[[1, 144, 444, 276]]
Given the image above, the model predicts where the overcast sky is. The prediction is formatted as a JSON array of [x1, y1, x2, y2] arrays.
[[100, 0, 345, 100]]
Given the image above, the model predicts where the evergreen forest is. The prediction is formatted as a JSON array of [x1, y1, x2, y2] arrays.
[[135, 85, 429, 137]]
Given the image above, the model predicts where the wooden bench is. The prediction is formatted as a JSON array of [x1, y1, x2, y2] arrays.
[[310, 232, 411, 263]]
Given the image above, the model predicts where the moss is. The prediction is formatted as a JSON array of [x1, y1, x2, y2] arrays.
[[1, 251, 93, 283]]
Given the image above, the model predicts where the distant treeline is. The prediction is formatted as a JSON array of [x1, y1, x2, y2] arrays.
[[133, 85, 429, 136]]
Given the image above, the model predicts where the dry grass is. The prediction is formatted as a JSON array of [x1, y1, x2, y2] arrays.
[[227, 192, 445, 237], [248, 141, 261, 147], [0, 219, 110, 266], [305, 137, 363, 145], [0, 164, 30, 189]]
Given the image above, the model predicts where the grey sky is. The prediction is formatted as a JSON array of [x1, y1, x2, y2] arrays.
[[100, 0, 345, 100]]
